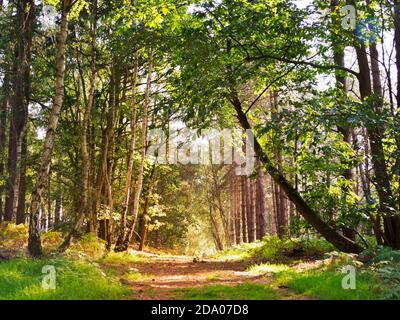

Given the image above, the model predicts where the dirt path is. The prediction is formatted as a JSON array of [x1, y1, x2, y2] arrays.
[[100, 250, 312, 300]]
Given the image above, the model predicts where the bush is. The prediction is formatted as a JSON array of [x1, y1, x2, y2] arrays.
[[249, 236, 334, 262], [359, 246, 400, 299], [0, 223, 28, 241], [69, 233, 107, 258]]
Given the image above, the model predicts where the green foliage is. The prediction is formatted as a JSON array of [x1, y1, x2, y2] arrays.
[[359, 247, 400, 299], [214, 236, 334, 263], [361, 246, 400, 264], [212, 242, 261, 260], [249, 236, 334, 262], [0, 223, 28, 242], [99, 252, 145, 266], [0, 257, 130, 300], [69, 233, 107, 258], [275, 268, 384, 300]]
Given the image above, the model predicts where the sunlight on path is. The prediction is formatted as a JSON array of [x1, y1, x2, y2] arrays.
[[100, 250, 312, 300]]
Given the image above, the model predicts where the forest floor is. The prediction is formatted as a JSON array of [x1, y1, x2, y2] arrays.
[[0, 224, 391, 300], [99, 249, 314, 300]]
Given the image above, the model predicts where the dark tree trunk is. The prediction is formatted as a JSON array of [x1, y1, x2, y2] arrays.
[[246, 178, 255, 242], [393, 0, 400, 111], [240, 175, 248, 243], [5, 0, 35, 223], [119, 52, 153, 251], [234, 176, 241, 244], [16, 131, 27, 224], [115, 56, 139, 250], [354, 42, 398, 247], [54, 171, 62, 227], [255, 160, 267, 239], [231, 94, 363, 253], [0, 74, 9, 222]]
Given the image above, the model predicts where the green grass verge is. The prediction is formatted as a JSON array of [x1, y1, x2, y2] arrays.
[[0, 256, 131, 300], [180, 283, 279, 300], [270, 265, 387, 300], [283, 271, 383, 300]]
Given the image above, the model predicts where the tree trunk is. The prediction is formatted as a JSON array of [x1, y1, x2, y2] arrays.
[[234, 176, 241, 244], [255, 160, 267, 239], [229, 174, 236, 244], [393, 0, 400, 111], [80, 0, 97, 234], [0, 74, 9, 222], [28, 0, 72, 257], [138, 194, 150, 251], [231, 94, 363, 253], [119, 51, 153, 251], [240, 175, 248, 243], [115, 57, 139, 250], [354, 42, 398, 247], [246, 177, 255, 242], [54, 171, 62, 227], [5, 0, 35, 223]]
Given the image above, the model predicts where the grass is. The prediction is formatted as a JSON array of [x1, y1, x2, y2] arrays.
[[275, 268, 385, 300], [214, 236, 334, 263], [247, 261, 387, 300], [0, 256, 131, 300], [180, 283, 279, 300], [98, 251, 145, 265], [212, 242, 261, 260]]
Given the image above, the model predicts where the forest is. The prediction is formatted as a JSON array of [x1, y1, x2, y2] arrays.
[[0, 0, 400, 301]]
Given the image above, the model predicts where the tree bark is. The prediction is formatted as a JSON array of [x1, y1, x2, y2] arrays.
[[115, 57, 139, 250], [119, 51, 153, 251], [231, 94, 363, 253], [255, 160, 267, 239], [240, 175, 248, 243], [393, 0, 400, 111], [234, 176, 241, 244], [80, 0, 97, 234], [354, 42, 398, 247], [246, 177, 255, 242], [0, 74, 9, 222], [5, 0, 35, 223], [28, 0, 72, 257], [54, 170, 62, 227]]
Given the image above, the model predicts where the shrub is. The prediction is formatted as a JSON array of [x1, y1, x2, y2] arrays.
[[249, 236, 334, 262]]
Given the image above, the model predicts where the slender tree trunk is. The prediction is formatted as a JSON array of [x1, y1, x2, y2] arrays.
[[246, 177, 255, 242], [240, 175, 248, 243], [138, 193, 150, 251], [54, 171, 62, 227], [28, 0, 72, 257], [115, 57, 139, 250], [234, 176, 241, 244], [229, 174, 236, 244], [81, 0, 97, 234], [393, 0, 400, 111], [209, 205, 224, 251], [5, 0, 35, 223], [255, 160, 267, 239], [16, 132, 27, 224], [0, 74, 9, 222], [231, 94, 363, 253], [119, 51, 153, 251], [354, 42, 398, 247]]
